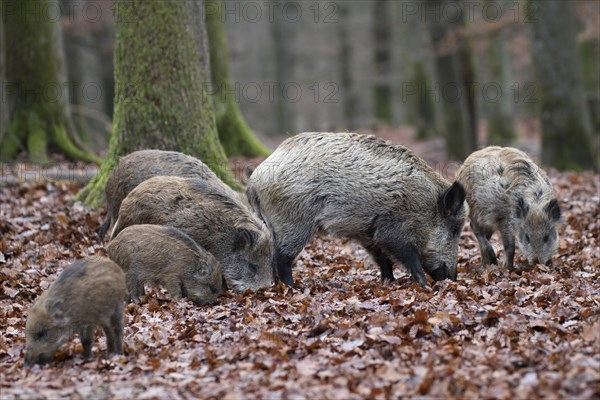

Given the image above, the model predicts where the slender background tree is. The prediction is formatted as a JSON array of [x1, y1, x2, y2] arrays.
[[205, 0, 270, 157], [529, 0, 597, 170], [427, 0, 477, 160]]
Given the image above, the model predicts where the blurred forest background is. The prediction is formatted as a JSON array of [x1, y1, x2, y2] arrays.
[[0, 0, 598, 178]]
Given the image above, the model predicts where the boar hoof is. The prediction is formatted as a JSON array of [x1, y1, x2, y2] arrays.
[[481, 249, 497, 266]]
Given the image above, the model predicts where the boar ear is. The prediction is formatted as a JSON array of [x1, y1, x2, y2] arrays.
[[233, 228, 258, 251], [48, 298, 66, 323], [515, 196, 529, 219], [440, 182, 466, 217], [545, 198, 561, 222]]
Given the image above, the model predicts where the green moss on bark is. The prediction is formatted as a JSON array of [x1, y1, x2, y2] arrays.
[[1, 0, 98, 163], [205, 0, 269, 157], [77, 0, 240, 207]]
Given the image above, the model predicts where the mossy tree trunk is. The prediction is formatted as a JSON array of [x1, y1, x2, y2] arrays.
[[427, 0, 476, 160], [529, 0, 597, 170], [0, 0, 100, 163], [77, 0, 238, 207], [205, 0, 270, 157]]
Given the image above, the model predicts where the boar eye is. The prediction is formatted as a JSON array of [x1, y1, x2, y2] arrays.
[[248, 263, 258, 274], [525, 234, 530, 244], [35, 329, 49, 341], [543, 235, 549, 243]]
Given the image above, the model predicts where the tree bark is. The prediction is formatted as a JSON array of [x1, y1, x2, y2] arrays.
[[205, 0, 269, 157], [427, 0, 476, 160], [372, 0, 393, 125], [529, 0, 597, 170], [77, 0, 238, 207], [0, 0, 100, 163], [272, 0, 295, 135], [483, 0, 516, 145], [579, 38, 600, 134], [337, 2, 356, 131], [0, 15, 7, 144]]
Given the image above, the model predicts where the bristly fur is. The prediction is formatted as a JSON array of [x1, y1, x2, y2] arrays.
[[110, 176, 273, 292], [100, 150, 224, 240], [107, 224, 223, 306], [25, 257, 126, 364], [457, 146, 561, 269], [247, 132, 468, 288]]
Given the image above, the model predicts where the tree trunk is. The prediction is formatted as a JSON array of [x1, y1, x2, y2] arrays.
[[61, 0, 113, 151], [0, 15, 7, 144], [272, 0, 295, 135], [413, 61, 437, 139], [337, 2, 356, 131], [579, 38, 600, 134], [0, 0, 100, 163], [483, 0, 517, 145], [529, 0, 597, 170], [77, 0, 238, 207], [372, 0, 393, 125], [427, 0, 476, 160], [204, 0, 269, 157]]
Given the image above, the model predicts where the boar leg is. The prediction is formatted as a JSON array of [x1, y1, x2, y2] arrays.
[[364, 244, 395, 282], [80, 325, 95, 358], [102, 323, 117, 354], [472, 222, 497, 265], [275, 250, 296, 287], [165, 281, 183, 300], [274, 226, 315, 287], [126, 273, 144, 303], [382, 242, 428, 289], [110, 307, 124, 354], [499, 227, 516, 271]]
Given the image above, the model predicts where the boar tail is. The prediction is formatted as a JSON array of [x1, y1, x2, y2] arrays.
[[98, 216, 111, 240]]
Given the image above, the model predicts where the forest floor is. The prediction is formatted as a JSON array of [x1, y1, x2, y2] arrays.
[[1, 135, 599, 398]]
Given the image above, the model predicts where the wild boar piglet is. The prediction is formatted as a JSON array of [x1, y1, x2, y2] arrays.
[[111, 176, 274, 292], [457, 146, 561, 269], [100, 150, 223, 239], [246, 132, 467, 288], [107, 224, 223, 305], [25, 257, 126, 365]]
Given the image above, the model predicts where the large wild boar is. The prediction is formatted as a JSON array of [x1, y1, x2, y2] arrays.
[[25, 257, 126, 365], [99, 150, 222, 239], [106, 224, 223, 305], [457, 146, 561, 269], [110, 176, 274, 292], [246, 132, 467, 288]]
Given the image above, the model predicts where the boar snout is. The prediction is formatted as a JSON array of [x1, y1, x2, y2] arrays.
[[429, 266, 447, 282]]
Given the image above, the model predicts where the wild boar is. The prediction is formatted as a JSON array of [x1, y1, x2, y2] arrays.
[[110, 176, 274, 292], [457, 146, 561, 269], [246, 132, 467, 288], [25, 257, 126, 365], [106, 224, 223, 305], [99, 150, 223, 239]]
